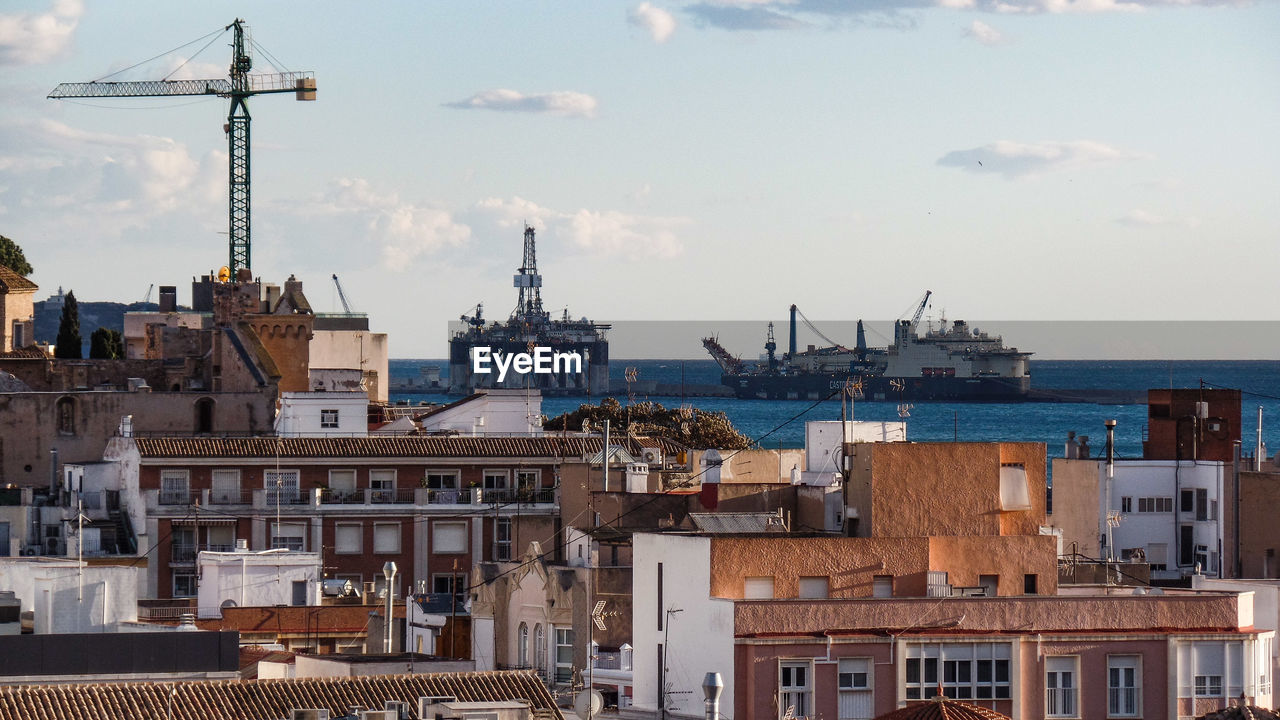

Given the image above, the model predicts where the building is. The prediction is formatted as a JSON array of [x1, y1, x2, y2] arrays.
[[0, 630, 239, 684], [275, 391, 371, 437], [195, 547, 322, 617], [257, 652, 472, 679], [311, 311, 390, 403], [631, 531, 1274, 720], [0, 265, 37, 354], [0, 558, 140, 633], [416, 389, 549, 436], [1144, 389, 1242, 463]]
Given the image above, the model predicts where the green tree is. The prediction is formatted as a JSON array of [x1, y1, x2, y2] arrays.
[[55, 290, 82, 359], [89, 327, 124, 359], [0, 235, 33, 276]]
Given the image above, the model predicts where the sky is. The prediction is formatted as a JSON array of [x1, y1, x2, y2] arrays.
[[1, 0, 1278, 358]]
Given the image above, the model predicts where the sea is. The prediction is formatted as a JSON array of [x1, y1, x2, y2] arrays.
[[389, 359, 1280, 462]]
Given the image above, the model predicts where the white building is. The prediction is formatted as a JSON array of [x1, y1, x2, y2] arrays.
[[310, 318, 390, 403], [631, 533, 735, 720], [1104, 460, 1226, 580], [0, 558, 139, 633], [418, 389, 545, 436], [801, 420, 905, 486], [274, 391, 368, 437], [196, 547, 322, 618]]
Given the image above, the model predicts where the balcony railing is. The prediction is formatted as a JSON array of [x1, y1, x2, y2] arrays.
[[1045, 688, 1077, 718], [171, 545, 196, 564], [482, 488, 555, 505], [592, 649, 633, 672], [1108, 687, 1140, 717], [370, 487, 415, 504], [426, 488, 475, 505], [209, 489, 253, 505], [159, 490, 191, 505]]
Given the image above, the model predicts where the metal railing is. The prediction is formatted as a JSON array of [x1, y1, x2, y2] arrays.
[[1107, 687, 1140, 717], [171, 545, 196, 563], [370, 487, 415, 504], [159, 489, 191, 505], [1045, 688, 1077, 718], [482, 488, 555, 505], [426, 488, 474, 505], [209, 489, 253, 505], [592, 650, 633, 672]]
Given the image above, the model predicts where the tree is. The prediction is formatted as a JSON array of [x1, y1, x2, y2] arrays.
[[0, 235, 33, 276], [55, 291, 82, 359], [89, 327, 124, 359]]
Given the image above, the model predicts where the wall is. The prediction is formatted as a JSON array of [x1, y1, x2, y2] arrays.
[[0, 389, 274, 487], [1, 285, 35, 354], [632, 533, 736, 719], [1239, 469, 1280, 578], [419, 389, 544, 435], [275, 391, 368, 436], [1048, 458, 1100, 557], [244, 313, 313, 393], [196, 551, 321, 617], [310, 329, 389, 403], [1108, 460, 1224, 578], [0, 560, 139, 632]]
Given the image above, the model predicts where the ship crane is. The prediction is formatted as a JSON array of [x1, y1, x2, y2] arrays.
[[906, 290, 933, 333], [48, 19, 316, 279], [331, 274, 356, 314]]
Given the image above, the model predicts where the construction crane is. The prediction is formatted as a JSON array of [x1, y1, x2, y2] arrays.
[[141, 284, 154, 304], [48, 19, 316, 279], [331, 274, 355, 314]]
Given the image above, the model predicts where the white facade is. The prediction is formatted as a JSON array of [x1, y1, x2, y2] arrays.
[[632, 533, 736, 720], [1193, 577, 1280, 682], [0, 559, 139, 633], [802, 421, 906, 486], [274, 391, 368, 437], [1103, 460, 1225, 580], [195, 549, 321, 618], [419, 389, 544, 436], [310, 328, 390, 403]]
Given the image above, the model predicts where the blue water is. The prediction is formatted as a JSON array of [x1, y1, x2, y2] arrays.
[[388, 359, 1280, 460]]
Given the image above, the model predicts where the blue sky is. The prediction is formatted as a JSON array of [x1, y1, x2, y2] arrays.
[[1, 0, 1277, 357]]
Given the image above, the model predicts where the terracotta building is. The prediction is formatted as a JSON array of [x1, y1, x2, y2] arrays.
[[0, 265, 37, 354]]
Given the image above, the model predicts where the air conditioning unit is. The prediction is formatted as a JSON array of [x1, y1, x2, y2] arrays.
[[641, 447, 662, 466], [418, 697, 458, 719], [383, 701, 411, 719], [360, 712, 396, 720], [290, 710, 330, 720]]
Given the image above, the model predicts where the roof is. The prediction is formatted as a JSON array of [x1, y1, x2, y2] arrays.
[[414, 392, 484, 421], [182, 605, 404, 634], [0, 266, 36, 293], [588, 445, 636, 464], [238, 646, 296, 679], [0, 671, 562, 720], [134, 435, 687, 459], [690, 511, 788, 534], [874, 697, 1012, 720], [1198, 705, 1280, 720]]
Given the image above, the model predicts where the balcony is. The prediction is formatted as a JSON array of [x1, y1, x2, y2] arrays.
[[208, 489, 253, 505], [171, 545, 196, 564], [159, 489, 191, 506], [320, 488, 416, 505], [1045, 688, 1077, 718], [426, 488, 476, 505], [1108, 687, 1140, 717], [481, 488, 556, 505]]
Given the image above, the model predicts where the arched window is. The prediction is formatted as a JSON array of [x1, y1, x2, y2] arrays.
[[56, 397, 75, 435], [517, 622, 529, 668], [534, 624, 546, 671], [194, 397, 215, 434]]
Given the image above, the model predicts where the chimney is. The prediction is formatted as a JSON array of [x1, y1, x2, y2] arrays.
[[158, 286, 177, 313]]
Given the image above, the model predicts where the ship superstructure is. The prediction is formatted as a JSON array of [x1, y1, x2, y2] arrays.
[[448, 226, 610, 395], [704, 292, 1032, 401]]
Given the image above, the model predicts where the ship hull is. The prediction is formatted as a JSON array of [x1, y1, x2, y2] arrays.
[[722, 372, 1031, 402]]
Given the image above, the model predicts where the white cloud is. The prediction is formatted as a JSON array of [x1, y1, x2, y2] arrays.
[[472, 196, 688, 259], [0, 0, 82, 66], [630, 3, 678, 42], [444, 89, 598, 118], [1115, 209, 1200, 228], [964, 19, 1006, 45], [937, 140, 1149, 178]]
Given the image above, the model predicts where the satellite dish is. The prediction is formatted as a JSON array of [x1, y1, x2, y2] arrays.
[[220, 599, 238, 609], [573, 689, 604, 719]]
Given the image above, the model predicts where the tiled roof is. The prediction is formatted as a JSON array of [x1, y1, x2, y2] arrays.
[[0, 266, 37, 293], [135, 435, 687, 459], [187, 605, 403, 634], [1198, 706, 1280, 720], [874, 697, 1012, 720], [691, 511, 787, 534], [0, 671, 562, 720]]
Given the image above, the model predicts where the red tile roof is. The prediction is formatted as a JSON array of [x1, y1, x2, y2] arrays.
[[0, 266, 37, 293], [134, 435, 686, 459], [0, 671, 562, 720]]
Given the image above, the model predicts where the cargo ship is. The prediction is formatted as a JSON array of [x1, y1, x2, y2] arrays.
[[447, 226, 609, 395], [703, 292, 1032, 401]]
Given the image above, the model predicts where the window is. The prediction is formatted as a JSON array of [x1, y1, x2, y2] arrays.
[[335, 522, 362, 554], [160, 470, 190, 505], [432, 573, 466, 604], [518, 623, 529, 667], [1194, 675, 1223, 697], [1121, 496, 1132, 513], [1045, 656, 1078, 717], [173, 572, 197, 598], [320, 408, 339, 429], [328, 469, 356, 499], [873, 575, 894, 598], [292, 580, 308, 606], [1180, 525, 1195, 566], [171, 527, 195, 563], [432, 521, 468, 554], [779, 661, 812, 720], [1137, 497, 1173, 513], [56, 397, 75, 435], [483, 470, 509, 501], [998, 464, 1030, 511], [370, 469, 396, 502], [1181, 489, 1196, 514], [211, 469, 241, 504], [516, 469, 540, 492], [264, 469, 300, 504], [427, 471, 461, 503], [905, 643, 1010, 700], [534, 624, 546, 671], [978, 574, 998, 596], [495, 517, 512, 561], [1108, 656, 1140, 717], [555, 627, 574, 683], [1024, 574, 1038, 595], [271, 522, 307, 551], [1196, 488, 1209, 521], [744, 576, 775, 599], [799, 576, 829, 599], [838, 657, 872, 720], [207, 525, 234, 552], [373, 522, 400, 553], [194, 397, 214, 434], [1147, 543, 1168, 571]]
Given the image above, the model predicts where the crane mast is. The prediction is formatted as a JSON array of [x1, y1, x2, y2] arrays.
[[49, 19, 316, 279], [513, 225, 546, 323]]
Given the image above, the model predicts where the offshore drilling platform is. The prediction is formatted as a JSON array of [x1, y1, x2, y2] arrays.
[[447, 226, 610, 395]]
